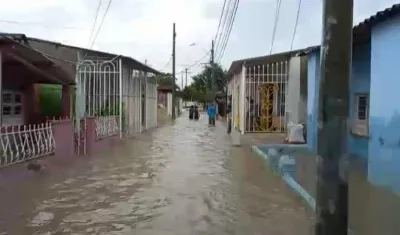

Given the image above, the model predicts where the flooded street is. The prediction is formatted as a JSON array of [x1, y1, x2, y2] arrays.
[[0, 114, 313, 235]]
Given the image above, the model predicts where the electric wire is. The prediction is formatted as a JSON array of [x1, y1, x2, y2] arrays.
[[216, 0, 240, 63], [0, 19, 84, 30], [290, 0, 302, 50], [87, 0, 102, 47], [214, 0, 229, 51], [214, 0, 227, 43], [269, 0, 282, 55], [90, 0, 113, 49], [160, 57, 172, 72]]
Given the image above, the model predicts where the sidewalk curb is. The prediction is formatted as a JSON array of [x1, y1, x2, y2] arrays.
[[251, 145, 315, 210], [251, 145, 354, 234]]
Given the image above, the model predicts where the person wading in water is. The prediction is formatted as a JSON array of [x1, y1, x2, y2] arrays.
[[207, 102, 216, 126]]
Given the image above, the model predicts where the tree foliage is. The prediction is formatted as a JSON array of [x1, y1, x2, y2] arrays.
[[155, 73, 180, 91], [183, 63, 227, 102]]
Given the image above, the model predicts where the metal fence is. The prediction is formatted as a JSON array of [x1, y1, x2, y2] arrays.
[[95, 116, 119, 140], [244, 61, 289, 133], [0, 123, 55, 167], [77, 59, 121, 117]]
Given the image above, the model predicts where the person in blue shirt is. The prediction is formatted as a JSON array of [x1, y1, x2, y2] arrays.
[[207, 103, 216, 126]]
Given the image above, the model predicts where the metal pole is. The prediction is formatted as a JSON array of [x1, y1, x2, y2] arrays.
[[172, 23, 176, 120], [210, 40, 215, 101], [185, 68, 188, 87], [315, 0, 353, 234], [181, 73, 184, 90]]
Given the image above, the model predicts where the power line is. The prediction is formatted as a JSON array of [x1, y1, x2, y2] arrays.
[[214, 0, 228, 43], [179, 51, 211, 74], [90, 0, 113, 49], [87, 0, 102, 47], [290, 0, 302, 50], [215, 0, 233, 56], [216, 0, 240, 63], [215, 0, 237, 61], [160, 56, 172, 72], [217, 0, 239, 62], [269, 0, 282, 55], [0, 19, 85, 30]]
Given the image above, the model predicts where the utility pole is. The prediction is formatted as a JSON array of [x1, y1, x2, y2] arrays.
[[315, 1, 353, 235], [181, 73, 184, 90], [185, 68, 188, 87], [210, 40, 215, 102], [171, 23, 176, 120]]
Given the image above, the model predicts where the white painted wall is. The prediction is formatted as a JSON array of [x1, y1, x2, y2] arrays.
[[287, 56, 301, 124], [287, 56, 307, 125], [167, 92, 173, 116]]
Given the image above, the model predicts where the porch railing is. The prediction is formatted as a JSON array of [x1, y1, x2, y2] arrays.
[[0, 123, 56, 167], [95, 116, 119, 140]]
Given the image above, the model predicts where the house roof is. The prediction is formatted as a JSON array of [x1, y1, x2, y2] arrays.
[[228, 4, 400, 75], [353, 3, 400, 35], [297, 3, 400, 56], [27, 37, 161, 75], [227, 46, 318, 77], [0, 33, 75, 85]]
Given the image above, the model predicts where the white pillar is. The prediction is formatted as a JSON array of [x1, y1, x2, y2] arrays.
[[145, 74, 148, 130], [240, 64, 246, 134], [119, 57, 123, 139]]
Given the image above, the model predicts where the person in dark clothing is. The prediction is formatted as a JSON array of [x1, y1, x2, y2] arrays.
[[189, 105, 194, 119], [194, 106, 200, 120], [227, 101, 232, 134]]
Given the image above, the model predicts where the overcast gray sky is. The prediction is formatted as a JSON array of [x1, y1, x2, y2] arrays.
[[0, 0, 399, 84]]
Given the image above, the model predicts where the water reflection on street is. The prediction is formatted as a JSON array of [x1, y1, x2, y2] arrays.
[[0, 115, 313, 235]]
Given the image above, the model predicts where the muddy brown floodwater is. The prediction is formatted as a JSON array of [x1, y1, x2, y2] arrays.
[[0, 114, 313, 235]]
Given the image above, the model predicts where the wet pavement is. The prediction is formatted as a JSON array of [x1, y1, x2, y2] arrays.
[[0, 114, 313, 235]]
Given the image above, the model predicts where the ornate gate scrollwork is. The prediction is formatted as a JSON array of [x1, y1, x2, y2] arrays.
[[255, 84, 279, 131]]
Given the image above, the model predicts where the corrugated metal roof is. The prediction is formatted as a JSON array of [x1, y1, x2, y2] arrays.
[[298, 3, 400, 56], [229, 3, 400, 74], [227, 46, 318, 77], [353, 3, 400, 33], [28, 37, 161, 75]]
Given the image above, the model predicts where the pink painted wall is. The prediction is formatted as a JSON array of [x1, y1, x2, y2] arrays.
[[158, 91, 167, 107], [52, 120, 74, 159], [85, 117, 121, 155]]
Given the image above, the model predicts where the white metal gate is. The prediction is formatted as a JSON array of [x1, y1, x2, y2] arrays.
[[75, 57, 122, 153], [244, 61, 288, 132]]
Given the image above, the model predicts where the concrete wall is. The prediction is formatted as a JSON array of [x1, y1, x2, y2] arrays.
[[368, 15, 400, 193], [348, 41, 371, 169], [306, 49, 320, 151], [287, 56, 308, 125], [299, 56, 308, 124], [287, 56, 301, 124]]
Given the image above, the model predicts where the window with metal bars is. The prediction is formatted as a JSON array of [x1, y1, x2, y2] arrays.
[[353, 93, 369, 136]]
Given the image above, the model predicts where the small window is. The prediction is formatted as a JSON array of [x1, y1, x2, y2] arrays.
[[357, 95, 367, 120], [14, 94, 22, 103], [353, 94, 369, 136], [1, 91, 23, 117], [14, 106, 22, 115], [2, 106, 11, 115], [2, 93, 12, 103]]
